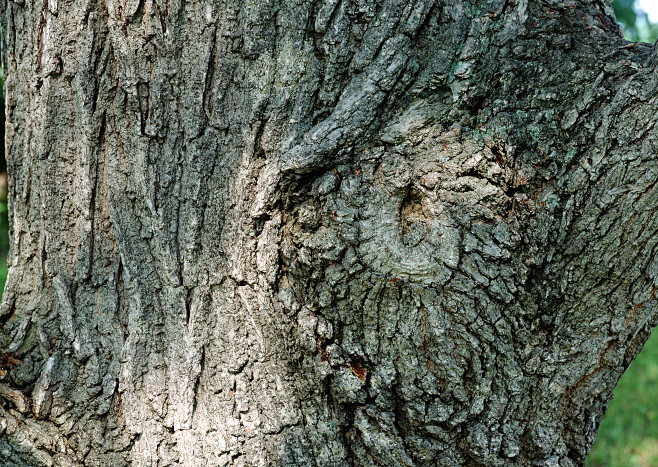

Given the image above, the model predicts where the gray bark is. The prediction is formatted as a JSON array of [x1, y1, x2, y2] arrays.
[[1, 0, 657, 465]]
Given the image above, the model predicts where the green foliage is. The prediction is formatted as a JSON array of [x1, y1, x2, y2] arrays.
[[588, 331, 658, 466], [613, 0, 658, 43], [0, 253, 6, 295]]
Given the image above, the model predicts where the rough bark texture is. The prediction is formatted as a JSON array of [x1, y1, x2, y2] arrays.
[[1, 0, 658, 465]]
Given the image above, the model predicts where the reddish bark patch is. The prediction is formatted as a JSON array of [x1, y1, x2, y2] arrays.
[[0, 352, 23, 378], [350, 362, 367, 381]]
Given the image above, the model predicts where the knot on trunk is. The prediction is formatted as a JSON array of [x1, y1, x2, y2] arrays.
[[400, 189, 428, 247]]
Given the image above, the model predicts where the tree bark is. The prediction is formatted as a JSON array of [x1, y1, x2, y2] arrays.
[[1, 0, 658, 465]]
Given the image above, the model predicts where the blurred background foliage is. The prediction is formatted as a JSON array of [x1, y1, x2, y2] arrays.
[[589, 333, 658, 466], [613, 0, 658, 42], [0, 0, 654, 465]]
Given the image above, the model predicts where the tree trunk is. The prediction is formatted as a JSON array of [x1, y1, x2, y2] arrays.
[[1, 0, 658, 465]]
